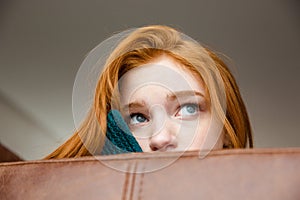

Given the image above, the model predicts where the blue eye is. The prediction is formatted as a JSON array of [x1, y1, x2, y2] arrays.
[[178, 104, 199, 117], [130, 113, 148, 125]]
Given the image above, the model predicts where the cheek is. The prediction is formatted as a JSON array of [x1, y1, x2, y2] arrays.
[[135, 138, 151, 152], [178, 117, 211, 151], [129, 125, 154, 152], [190, 116, 224, 151]]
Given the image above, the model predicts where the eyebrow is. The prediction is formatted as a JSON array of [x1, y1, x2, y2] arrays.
[[167, 90, 205, 101], [122, 101, 146, 112], [122, 90, 205, 111]]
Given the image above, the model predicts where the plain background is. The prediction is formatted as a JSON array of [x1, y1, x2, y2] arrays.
[[0, 0, 299, 160]]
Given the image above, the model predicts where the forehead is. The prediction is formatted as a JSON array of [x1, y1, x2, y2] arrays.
[[118, 56, 206, 101]]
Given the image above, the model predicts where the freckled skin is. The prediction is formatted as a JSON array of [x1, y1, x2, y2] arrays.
[[119, 56, 224, 152]]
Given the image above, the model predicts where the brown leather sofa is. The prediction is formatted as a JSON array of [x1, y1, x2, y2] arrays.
[[0, 148, 300, 199]]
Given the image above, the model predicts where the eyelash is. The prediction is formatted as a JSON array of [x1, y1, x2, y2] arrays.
[[127, 101, 204, 125], [128, 112, 149, 125], [175, 102, 202, 117]]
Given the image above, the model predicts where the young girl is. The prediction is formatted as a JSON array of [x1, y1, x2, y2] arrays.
[[46, 25, 253, 159]]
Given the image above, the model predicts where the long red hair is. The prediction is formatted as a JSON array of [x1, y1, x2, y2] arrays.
[[45, 25, 253, 159]]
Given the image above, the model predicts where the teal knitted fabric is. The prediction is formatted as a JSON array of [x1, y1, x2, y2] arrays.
[[101, 110, 143, 155]]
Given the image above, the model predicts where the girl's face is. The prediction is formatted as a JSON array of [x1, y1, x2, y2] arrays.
[[118, 56, 224, 152]]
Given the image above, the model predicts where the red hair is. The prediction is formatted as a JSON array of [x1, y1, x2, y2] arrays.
[[45, 25, 252, 159]]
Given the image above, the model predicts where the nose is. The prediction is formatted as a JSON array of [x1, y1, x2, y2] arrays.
[[149, 117, 178, 152]]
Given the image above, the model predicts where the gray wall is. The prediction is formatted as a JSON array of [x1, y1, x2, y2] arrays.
[[0, 0, 299, 160]]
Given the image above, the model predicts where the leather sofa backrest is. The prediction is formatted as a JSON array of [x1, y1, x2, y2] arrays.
[[0, 148, 300, 199]]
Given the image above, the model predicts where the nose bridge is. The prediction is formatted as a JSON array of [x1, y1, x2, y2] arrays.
[[151, 104, 167, 134], [149, 105, 178, 151]]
